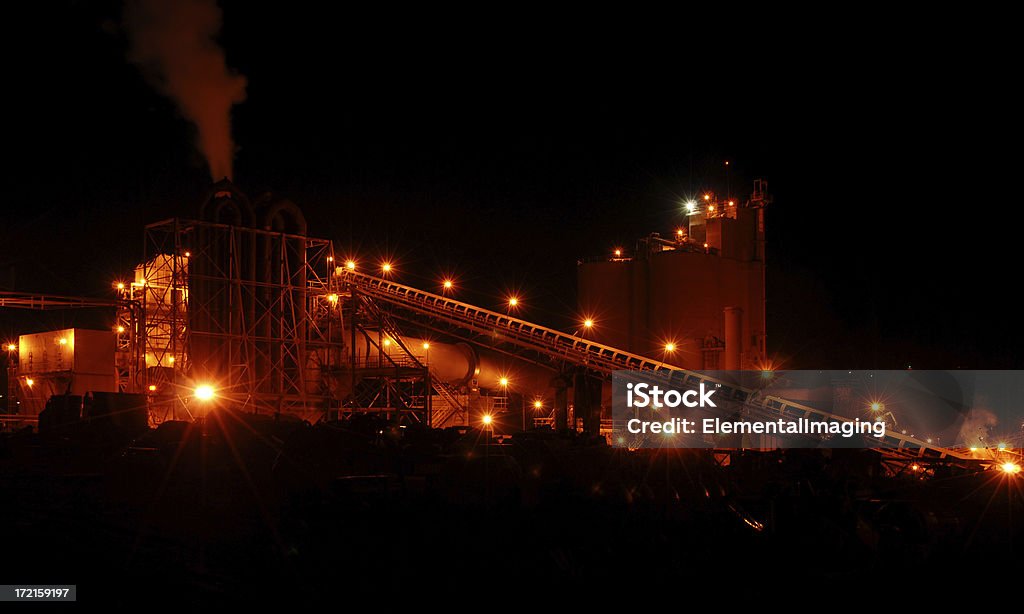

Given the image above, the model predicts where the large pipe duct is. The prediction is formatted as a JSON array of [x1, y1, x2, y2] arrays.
[[351, 333, 558, 394]]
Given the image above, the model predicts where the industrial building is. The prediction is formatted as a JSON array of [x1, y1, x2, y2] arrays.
[[578, 180, 770, 370], [4, 180, 772, 434], [1, 179, 1004, 468]]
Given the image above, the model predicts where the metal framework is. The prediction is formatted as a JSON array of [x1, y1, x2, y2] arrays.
[[339, 288, 470, 426], [140, 218, 343, 421]]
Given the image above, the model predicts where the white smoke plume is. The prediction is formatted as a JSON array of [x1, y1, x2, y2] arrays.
[[124, 0, 246, 180]]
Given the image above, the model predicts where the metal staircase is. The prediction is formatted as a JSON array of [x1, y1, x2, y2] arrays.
[[355, 293, 469, 426]]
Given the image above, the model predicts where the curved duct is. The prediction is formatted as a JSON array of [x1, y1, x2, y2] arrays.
[[259, 198, 308, 235], [199, 179, 255, 227]]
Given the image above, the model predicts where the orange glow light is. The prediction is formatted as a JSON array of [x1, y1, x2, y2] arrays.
[[443, 279, 453, 290], [194, 385, 215, 401], [422, 342, 430, 349], [482, 414, 493, 426], [345, 260, 356, 270], [382, 262, 392, 273], [59, 338, 67, 345], [664, 342, 676, 352], [7, 344, 17, 351], [614, 248, 622, 257], [116, 282, 125, 290], [583, 318, 594, 329], [148, 385, 157, 392], [26, 378, 34, 387], [533, 400, 543, 409], [704, 194, 711, 201], [499, 377, 509, 387], [508, 297, 519, 307]]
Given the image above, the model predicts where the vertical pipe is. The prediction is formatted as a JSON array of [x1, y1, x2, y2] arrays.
[[724, 306, 742, 370], [554, 375, 569, 433]]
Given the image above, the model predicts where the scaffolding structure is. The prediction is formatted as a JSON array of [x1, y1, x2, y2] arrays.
[[132, 216, 343, 421]]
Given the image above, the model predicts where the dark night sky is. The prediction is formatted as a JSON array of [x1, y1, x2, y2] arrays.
[[2, 3, 1020, 369]]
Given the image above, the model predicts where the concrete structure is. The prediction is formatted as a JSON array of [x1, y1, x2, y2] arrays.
[[578, 181, 770, 370]]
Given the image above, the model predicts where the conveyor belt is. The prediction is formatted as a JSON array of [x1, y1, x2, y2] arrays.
[[340, 270, 970, 459]]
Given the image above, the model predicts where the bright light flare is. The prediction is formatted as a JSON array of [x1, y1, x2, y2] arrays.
[[148, 384, 157, 392], [422, 342, 430, 349], [25, 378, 34, 387], [870, 402, 882, 412], [685, 200, 696, 213], [116, 326, 125, 334], [664, 342, 676, 352], [345, 260, 356, 270], [194, 385, 216, 401], [533, 400, 543, 409], [482, 414, 493, 426], [704, 194, 711, 201], [1001, 462, 1021, 475], [6, 344, 16, 352], [614, 248, 622, 257], [507, 296, 519, 308], [499, 377, 509, 387], [676, 228, 684, 237], [59, 338, 67, 345], [168, 356, 175, 364], [583, 318, 594, 329], [381, 262, 392, 273], [383, 339, 391, 347], [116, 282, 125, 290], [327, 293, 339, 304]]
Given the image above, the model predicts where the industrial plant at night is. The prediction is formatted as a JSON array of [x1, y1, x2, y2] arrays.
[[1, 1, 1021, 607]]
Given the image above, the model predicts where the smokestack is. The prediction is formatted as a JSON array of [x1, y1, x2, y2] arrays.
[[125, 0, 247, 180], [724, 306, 742, 370]]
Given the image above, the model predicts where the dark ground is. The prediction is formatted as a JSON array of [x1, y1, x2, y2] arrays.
[[1, 411, 1020, 607]]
